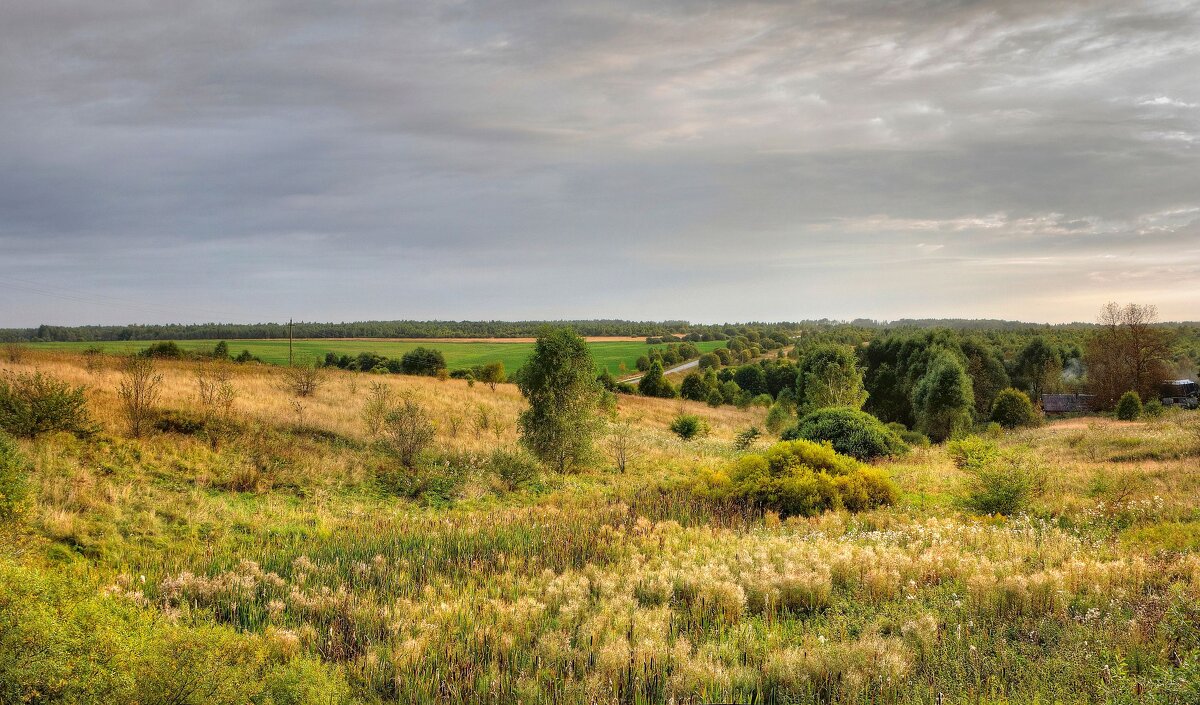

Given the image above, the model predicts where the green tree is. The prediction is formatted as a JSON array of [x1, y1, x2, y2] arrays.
[[516, 329, 604, 473], [638, 361, 677, 398], [796, 344, 868, 411], [734, 365, 768, 397], [1116, 390, 1142, 421], [679, 372, 711, 402], [961, 338, 1010, 418], [400, 347, 446, 376], [913, 352, 975, 442], [478, 361, 506, 391], [1013, 337, 1061, 400]]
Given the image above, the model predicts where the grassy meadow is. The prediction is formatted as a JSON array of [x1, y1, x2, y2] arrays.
[[31, 339, 728, 376], [3, 348, 1200, 704]]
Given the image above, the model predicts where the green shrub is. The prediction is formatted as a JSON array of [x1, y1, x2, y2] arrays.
[[376, 461, 464, 504], [489, 448, 541, 491], [958, 451, 1046, 515], [670, 414, 710, 440], [898, 429, 931, 447], [0, 371, 95, 438], [946, 435, 1000, 470], [399, 347, 447, 376], [0, 433, 30, 521], [781, 407, 908, 461], [1116, 391, 1142, 421], [694, 439, 897, 518], [733, 426, 761, 451], [379, 397, 436, 468], [990, 388, 1041, 428], [1143, 399, 1165, 418], [140, 340, 186, 359], [0, 559, 352, 705], [765, 403, 792, 433], [154, 410, 207, 435]]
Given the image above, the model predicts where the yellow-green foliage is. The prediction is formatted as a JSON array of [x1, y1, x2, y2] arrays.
[[0, 433, 30, 521], [695, 439, 897, 517], [0, 559, 350, 705], [5, 351, 1200, 705]]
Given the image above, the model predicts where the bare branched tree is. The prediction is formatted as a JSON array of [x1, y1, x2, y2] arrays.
[[361, 382, 394, 437], [1086, 302, 1173, 407], [118, 356, 162, 438], [196, 361, 236, 419], [281, 360, 323, 398], [381, 396, 436, 468], [604, 419, 639, 473]]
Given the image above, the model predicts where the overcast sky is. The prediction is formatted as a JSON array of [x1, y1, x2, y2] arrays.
[[2, 0, 1198, 326]]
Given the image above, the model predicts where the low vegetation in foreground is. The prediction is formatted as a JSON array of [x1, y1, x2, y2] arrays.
[[2, 343, 1199, 704]]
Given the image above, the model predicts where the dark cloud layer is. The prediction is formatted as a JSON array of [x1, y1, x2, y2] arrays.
[[2, 0, 1198, 325]]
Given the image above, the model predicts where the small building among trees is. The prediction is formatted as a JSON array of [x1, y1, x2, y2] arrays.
[[1041, 393, 1095, 414], [1159, 380, 1198, 408]]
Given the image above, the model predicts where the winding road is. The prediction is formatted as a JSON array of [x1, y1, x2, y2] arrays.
[[619, 357, 701, 383]]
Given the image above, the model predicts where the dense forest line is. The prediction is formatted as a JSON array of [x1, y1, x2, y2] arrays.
[[5, 317, 1199, 344]]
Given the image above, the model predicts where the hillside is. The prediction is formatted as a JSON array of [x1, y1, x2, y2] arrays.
[[2, 350, 1199, 704]]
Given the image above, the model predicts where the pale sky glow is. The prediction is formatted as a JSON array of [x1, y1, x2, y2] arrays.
[[1, 0, 1199, 326]]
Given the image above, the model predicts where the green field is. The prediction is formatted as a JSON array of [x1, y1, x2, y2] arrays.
[[33, 339, 727, 376]]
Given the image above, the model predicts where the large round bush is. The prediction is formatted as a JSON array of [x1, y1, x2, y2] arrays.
[[691, 439, 898, 518], [990, 388, 1040, 428], [781, 407, 907, 460]]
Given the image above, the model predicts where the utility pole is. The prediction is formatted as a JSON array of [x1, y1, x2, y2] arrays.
[[288, 319, 294, 366]]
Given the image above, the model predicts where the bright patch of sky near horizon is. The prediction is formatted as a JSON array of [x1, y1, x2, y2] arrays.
[[1, 0, 1198, 326]]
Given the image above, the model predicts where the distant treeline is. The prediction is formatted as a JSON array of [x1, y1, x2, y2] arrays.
[[7, 320, 779, 342], [5, 319, 1199, 361]]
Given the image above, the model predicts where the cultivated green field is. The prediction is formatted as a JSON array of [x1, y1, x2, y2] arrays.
[[32, 339, 727, 376]]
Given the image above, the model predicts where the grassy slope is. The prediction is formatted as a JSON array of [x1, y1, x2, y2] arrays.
[[3, 350, 1200, 704], [32, 339, 727, 376]]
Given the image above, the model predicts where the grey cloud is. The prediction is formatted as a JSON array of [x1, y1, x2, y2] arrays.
[[1, 0, 1198, 325]]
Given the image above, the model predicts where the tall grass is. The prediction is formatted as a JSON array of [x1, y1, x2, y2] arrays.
[[3, 350, 1200, 704]]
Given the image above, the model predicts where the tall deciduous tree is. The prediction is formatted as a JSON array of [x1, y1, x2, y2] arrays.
[[1012, 337, 1061, 400], [960, 338, 1011, 418], [1086, 303, 1173, 408], [516, 328, 604, 473], [796, 344, 868, 411]]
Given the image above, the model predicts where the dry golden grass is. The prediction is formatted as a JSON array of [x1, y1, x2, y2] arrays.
[[3, 349, 766, 452], [5, 349, 1200, 705]]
